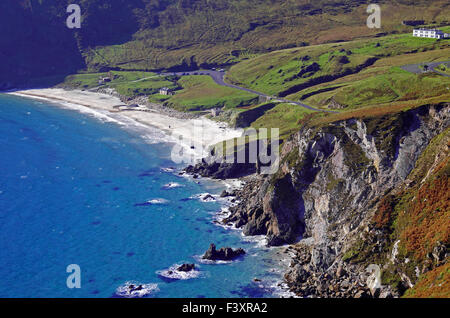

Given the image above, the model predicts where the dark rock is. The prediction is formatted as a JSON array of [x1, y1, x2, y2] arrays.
[[128, 284, 143, 292], [177, 264, 196, 272], [220, 190, 231, 197], [183, 153, 257, 180], [301, 55, 310, 61], [202, 243, 245, 261], [327, 97, 346, 109], [284, 264, 309, 284], [202, 194, 215, 201], [337, 55, 350, 64], [336, 265, 346, 278]]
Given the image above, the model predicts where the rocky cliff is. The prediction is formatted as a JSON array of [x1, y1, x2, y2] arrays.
[[219, 103, 449, 297]]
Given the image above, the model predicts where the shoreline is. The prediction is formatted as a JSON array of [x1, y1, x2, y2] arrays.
[[4, 88, 295, 297], [8, 88, 243, 162]]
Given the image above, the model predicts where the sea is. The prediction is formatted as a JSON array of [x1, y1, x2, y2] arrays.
[[0, 93, 292, 298]]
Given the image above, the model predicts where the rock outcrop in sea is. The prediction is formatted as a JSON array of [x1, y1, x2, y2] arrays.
[[177, 264, 196, 272], [202, 244, 246, 261]]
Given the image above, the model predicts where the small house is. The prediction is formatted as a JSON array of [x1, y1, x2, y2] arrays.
[[413, 28, 449, 39], [159, 87, 174, 96], [258, 95, 272, 103]]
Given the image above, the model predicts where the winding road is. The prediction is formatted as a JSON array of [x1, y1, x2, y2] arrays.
[[160, 70, 334, 112], [400, 61, 450, 77], [157, 61, 450, 114]]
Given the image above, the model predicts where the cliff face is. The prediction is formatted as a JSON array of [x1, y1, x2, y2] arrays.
[[222, 103, 449, 297]]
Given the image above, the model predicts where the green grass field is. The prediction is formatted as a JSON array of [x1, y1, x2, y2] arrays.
[[58, 71, 180, 98], [113, 77, 178, 98], [300, 66, 450, 110], [250, 103, 315, 140], [163, 75, 258, 112], [226, 43, 374, 96]]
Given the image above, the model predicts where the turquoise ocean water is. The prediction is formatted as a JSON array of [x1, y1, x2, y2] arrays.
[[0, 94, 290, 298]]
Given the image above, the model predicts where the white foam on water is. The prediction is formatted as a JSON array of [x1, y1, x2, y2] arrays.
[[162, 182, 184, 189], [115, 281, 159, 298], [161, 167, 176, 173], [265, 280, 298, 298], [156, 264, 202, 280], [241, 233, 268, 249], [211, 207, 238, 230], [193, 254, 233, 265], [190, 192, 217, 202], [10, 92, 176, 146], [148, 198, 169, 204]]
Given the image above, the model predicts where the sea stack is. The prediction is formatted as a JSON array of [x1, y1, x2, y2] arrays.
[[202, 243, 245, 261]]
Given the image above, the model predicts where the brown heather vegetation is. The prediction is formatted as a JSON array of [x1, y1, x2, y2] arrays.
[[400, 170, 449, 260], [373, 195, 398, 230], [404, 263, 450, 298], [376, 131, 449, 262], [365, 128, 450, 296]]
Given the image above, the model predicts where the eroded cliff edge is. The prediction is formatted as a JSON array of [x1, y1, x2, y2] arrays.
[[187, 103, 449, 297]]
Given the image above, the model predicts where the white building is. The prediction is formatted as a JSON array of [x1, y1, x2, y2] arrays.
[[159, 87, 174, 96], [98, 76, 111, 85], [413, 28, 449, 39]]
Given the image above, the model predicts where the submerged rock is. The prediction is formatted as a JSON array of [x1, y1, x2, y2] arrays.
[[202, 194, 215, 201], [202, 243, 245, 261], [220, 190, 231, 197]]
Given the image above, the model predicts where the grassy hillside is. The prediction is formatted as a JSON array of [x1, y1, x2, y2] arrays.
[[87, 0, 450, 71], [57, 71, 180, 98], [301, 67, 450, 110], [163, 76, 258, 111], [250, 103, 315, 140], [2, 0, 450, 86], [57, 71, 258, 111], [225, 32, 450, 126], [227, 33, 450, 99]]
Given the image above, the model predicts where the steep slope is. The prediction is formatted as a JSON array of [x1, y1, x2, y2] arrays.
[[0, 0, 85, 88], [220, 102, 449, 297]]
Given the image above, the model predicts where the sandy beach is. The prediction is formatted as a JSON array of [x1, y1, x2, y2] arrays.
[[9, 88, 243, 162]]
